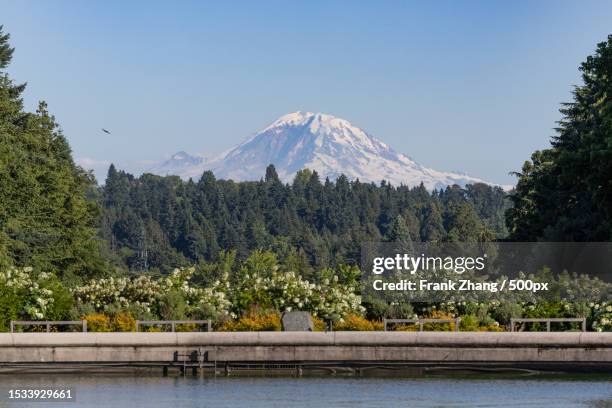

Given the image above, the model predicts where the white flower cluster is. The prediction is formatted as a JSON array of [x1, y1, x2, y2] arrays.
[[74, 264, 363, 320], [0, 267, 55, 320], [590, 302, 612, 332], [73, 275, 159, 312], [162, 267, 231, 318], [229, 267, 364, 318], [73, 267, 231, 318]]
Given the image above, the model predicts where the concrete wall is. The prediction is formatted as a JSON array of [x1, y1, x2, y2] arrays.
[[0, 332, 610, 366]]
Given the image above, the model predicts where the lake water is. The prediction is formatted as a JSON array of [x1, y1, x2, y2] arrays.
[[0, 373, 610, 407]]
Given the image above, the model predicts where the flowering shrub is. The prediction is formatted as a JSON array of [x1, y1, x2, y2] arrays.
[[590, 302, 611, 332], [227, 251, 364, 320], [73, 267, 231, 320], [335, 314, 383, 331], [1, 257, 608, 332], [73, 275, 159, 314], [83, 313, 111, 332], [219, 310, 281, 331], [72, 253, 364, 329], [312, 316, 326, 331], [422, 310, 457, 331], [112, 312, 136, 332], [0, 267, 72, 330]]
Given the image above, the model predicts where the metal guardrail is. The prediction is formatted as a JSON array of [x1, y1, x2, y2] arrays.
[[10, 320, 88, 333], [383, 318, 461, 332], [136, 320, 212, 332], [510, 318, 586, 332]]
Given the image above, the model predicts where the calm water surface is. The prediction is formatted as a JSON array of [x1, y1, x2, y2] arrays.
[[0, 374, 610, 407]]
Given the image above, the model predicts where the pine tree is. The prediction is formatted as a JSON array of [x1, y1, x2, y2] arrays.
[[0, 27, 14, 70], [507, 35, 612, 241], [0, 27, 104, 277], [420, 201, 445, 242], [384, 214, 414, 254], [264, 164, 280, 183]]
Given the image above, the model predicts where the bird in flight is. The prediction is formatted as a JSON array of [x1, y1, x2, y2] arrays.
[[101, 128, 111, 134]]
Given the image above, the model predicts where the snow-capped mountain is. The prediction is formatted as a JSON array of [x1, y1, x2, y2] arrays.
[[149, 112, 498, 189], [148, 151, 207, 179]]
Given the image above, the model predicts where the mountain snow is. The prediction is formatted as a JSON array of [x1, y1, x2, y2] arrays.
[[149, 112, 500, 190], [148, 151, 207, 179]]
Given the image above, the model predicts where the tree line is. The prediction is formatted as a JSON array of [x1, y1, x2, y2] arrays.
[[97, 165, 509, 275]]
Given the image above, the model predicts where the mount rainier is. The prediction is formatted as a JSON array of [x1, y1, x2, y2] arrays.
[[149, 111, 498, 190]]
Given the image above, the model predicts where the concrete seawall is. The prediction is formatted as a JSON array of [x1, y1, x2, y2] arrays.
[[0, 332, 610, 372]]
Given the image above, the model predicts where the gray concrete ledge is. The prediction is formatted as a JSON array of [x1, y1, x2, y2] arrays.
[[0, 332, 610, 368], [0, 331, 610, 347]]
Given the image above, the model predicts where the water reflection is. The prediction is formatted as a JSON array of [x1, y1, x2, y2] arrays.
[[0, 373, 610, 407]]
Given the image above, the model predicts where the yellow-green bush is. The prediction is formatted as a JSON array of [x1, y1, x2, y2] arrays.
[[392, 323, 419, 332], [459, 314, 480, 331], [83, 313, 111, 332], [312, 316, 326, 331], [477, 323, 504, 332], [112, 312, 136, 332], [335, 314, 383, 331], [175, 323, 198, 332], [460, 314, 505, 332], [219, 311, 281, 331], [422, 311, 456, 331]]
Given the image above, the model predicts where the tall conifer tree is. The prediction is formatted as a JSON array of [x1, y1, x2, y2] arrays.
[[0, 27, 104, 277]]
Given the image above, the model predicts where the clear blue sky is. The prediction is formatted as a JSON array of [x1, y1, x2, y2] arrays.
[[3, 1, 612, 184]]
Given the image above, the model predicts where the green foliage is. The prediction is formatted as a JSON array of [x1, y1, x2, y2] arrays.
[[219, 308, 281, 332], [335, 314, 383, 331], [362, 298, 389, 320], [193, 250, 236, 287], [98, 166, 505, 273], [0, 282, 21, 331], [83, 313, 111, 332], [384, 214, 414, 253], [0, 26, 14, 69], [487, 301, 523, 326], [0, 267, 73, 330], [73, 266, 231, 321], [44, 280, 73, 321], [231, 250, 278, 312], [590, 302, 611, 332], [69, 250, 365, 326], [2, 261, 608, 331], [224, 250, 365, 319], [363, 299, 414, 321], [508, 35, 612, 241], [420, 201, 445, 242], [459, 314, 480, 331], [112, 312, 136, 332], [157, 290, 187, 320]]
